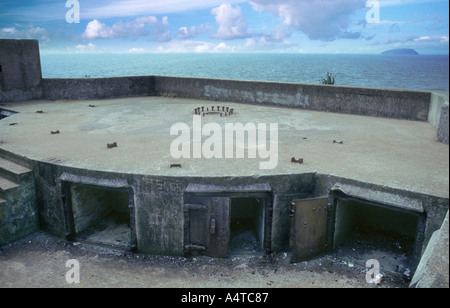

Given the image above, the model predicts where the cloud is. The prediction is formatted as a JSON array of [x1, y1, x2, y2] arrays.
[[127, 47, 148, 53], [379, 0, 447, 6], [81, 16, 171, 42], [211, 3, 252, 40], [371, 34, 449, 47], [177, 24, 213, 39], [262, 26, 292, 42], [75, 43, 100, 52], [244, 37, 296, 51], [415, 35, 449, 44], [82, 20, 113, 39], [157, 40, 235, 53], [0, 25, 50, 42], [83, 0, 247, 19], [249, 0, 366, 41]]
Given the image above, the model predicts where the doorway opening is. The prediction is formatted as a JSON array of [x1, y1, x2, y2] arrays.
[[183, 185, 273, 258], [332, 197, 425, 276], [62, 182, 137, 252], [229, 197, 266, 257]]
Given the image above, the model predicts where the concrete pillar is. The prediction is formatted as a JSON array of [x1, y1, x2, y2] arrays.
[[437, 104, 449, 145], [0, 39, 43, 102]]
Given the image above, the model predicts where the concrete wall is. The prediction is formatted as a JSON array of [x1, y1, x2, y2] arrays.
[[0, 39, 42, 102], [437, 104, 449, 144], [42, 76, 155, 100], [429, 91, 449, 144], [33, 160, 316, 255], [410, 211, 449, 288], [0, 149, 39, 247], [32, 157, 449, 257], [313, 173, 450, 256], [36, 75, 433, 121], [154, 76, 432, 121]]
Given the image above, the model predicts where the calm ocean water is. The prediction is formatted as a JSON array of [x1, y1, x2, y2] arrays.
[[41, 53, 449, 91]]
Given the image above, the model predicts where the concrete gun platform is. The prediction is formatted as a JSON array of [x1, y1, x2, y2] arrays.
[[0, 96, 448, 199]]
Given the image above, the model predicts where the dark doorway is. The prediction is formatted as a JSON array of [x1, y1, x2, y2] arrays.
[[184, 188, 273, 258], [61, 182, 137, 252], [229, 197, 265, 257], [332, 197, 425, 276]]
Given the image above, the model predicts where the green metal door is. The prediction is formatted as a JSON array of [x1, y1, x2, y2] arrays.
[[184, 196, 231, 258], [290, 198, 330, 263]]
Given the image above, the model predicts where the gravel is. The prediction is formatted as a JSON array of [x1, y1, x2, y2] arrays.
[[0, 231, 411, 288]]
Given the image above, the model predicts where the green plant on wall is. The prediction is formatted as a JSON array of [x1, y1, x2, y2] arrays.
[[320, 72, 336, 85]]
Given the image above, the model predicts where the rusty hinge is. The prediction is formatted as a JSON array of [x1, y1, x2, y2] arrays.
[[185, 244, 207, 251], [210, 218, 216, 234], [289, 202, 296, 217]]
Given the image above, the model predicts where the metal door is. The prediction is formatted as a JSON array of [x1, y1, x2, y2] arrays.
[[184, 196, 231, 258], [289, 198, 330, 263]]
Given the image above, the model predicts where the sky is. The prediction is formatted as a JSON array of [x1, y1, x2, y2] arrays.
[[0, 0, 448, 54]]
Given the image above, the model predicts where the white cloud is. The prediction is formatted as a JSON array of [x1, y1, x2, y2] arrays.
[[249, 0, 366, 41], [81, 16, 171, 41], [127, 47, 148, 53], [244, 37, 296, 51], [157, 40, 235, 53], [0, 25, 50, 42], [177, 24, 213, 39], [75, 43, 102, 53], [83, 0, 246, 19], [211, 3, 251, 40], [380, 0, 447, 6], [82, 19, 113, 39], [1, 27, 16, 33], [415, 35, 449, 44], [371, 34, 449, 48]]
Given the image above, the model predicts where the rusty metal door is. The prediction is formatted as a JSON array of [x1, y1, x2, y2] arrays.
[[184, 196, 231, 258], [289, 198, 329, 263]]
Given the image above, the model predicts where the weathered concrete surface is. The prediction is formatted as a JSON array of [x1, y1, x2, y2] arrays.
[[437, 104, 449, 144], [410, 211, 449, 288], [429, 92, 449, 144], [0, 39, 42, 102], [0, 150, 38, 246], [0, 97, 448, 256], [429, 92, 448, 128], [22, 74, 434, 121], [0, 97, 446, 197], [154, 76, 432, 121]]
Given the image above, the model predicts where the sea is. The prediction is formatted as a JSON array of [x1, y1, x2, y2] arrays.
[[40, 53, 449, 91]]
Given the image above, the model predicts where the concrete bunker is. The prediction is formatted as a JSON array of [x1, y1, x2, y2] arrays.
[[183, 184, 273, 258], [60, 176, 137, 252]]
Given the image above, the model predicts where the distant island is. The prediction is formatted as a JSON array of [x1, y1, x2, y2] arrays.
[[381, 48, 420, 56]]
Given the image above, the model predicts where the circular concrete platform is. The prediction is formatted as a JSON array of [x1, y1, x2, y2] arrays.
[[0, 96, 448, 198]]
